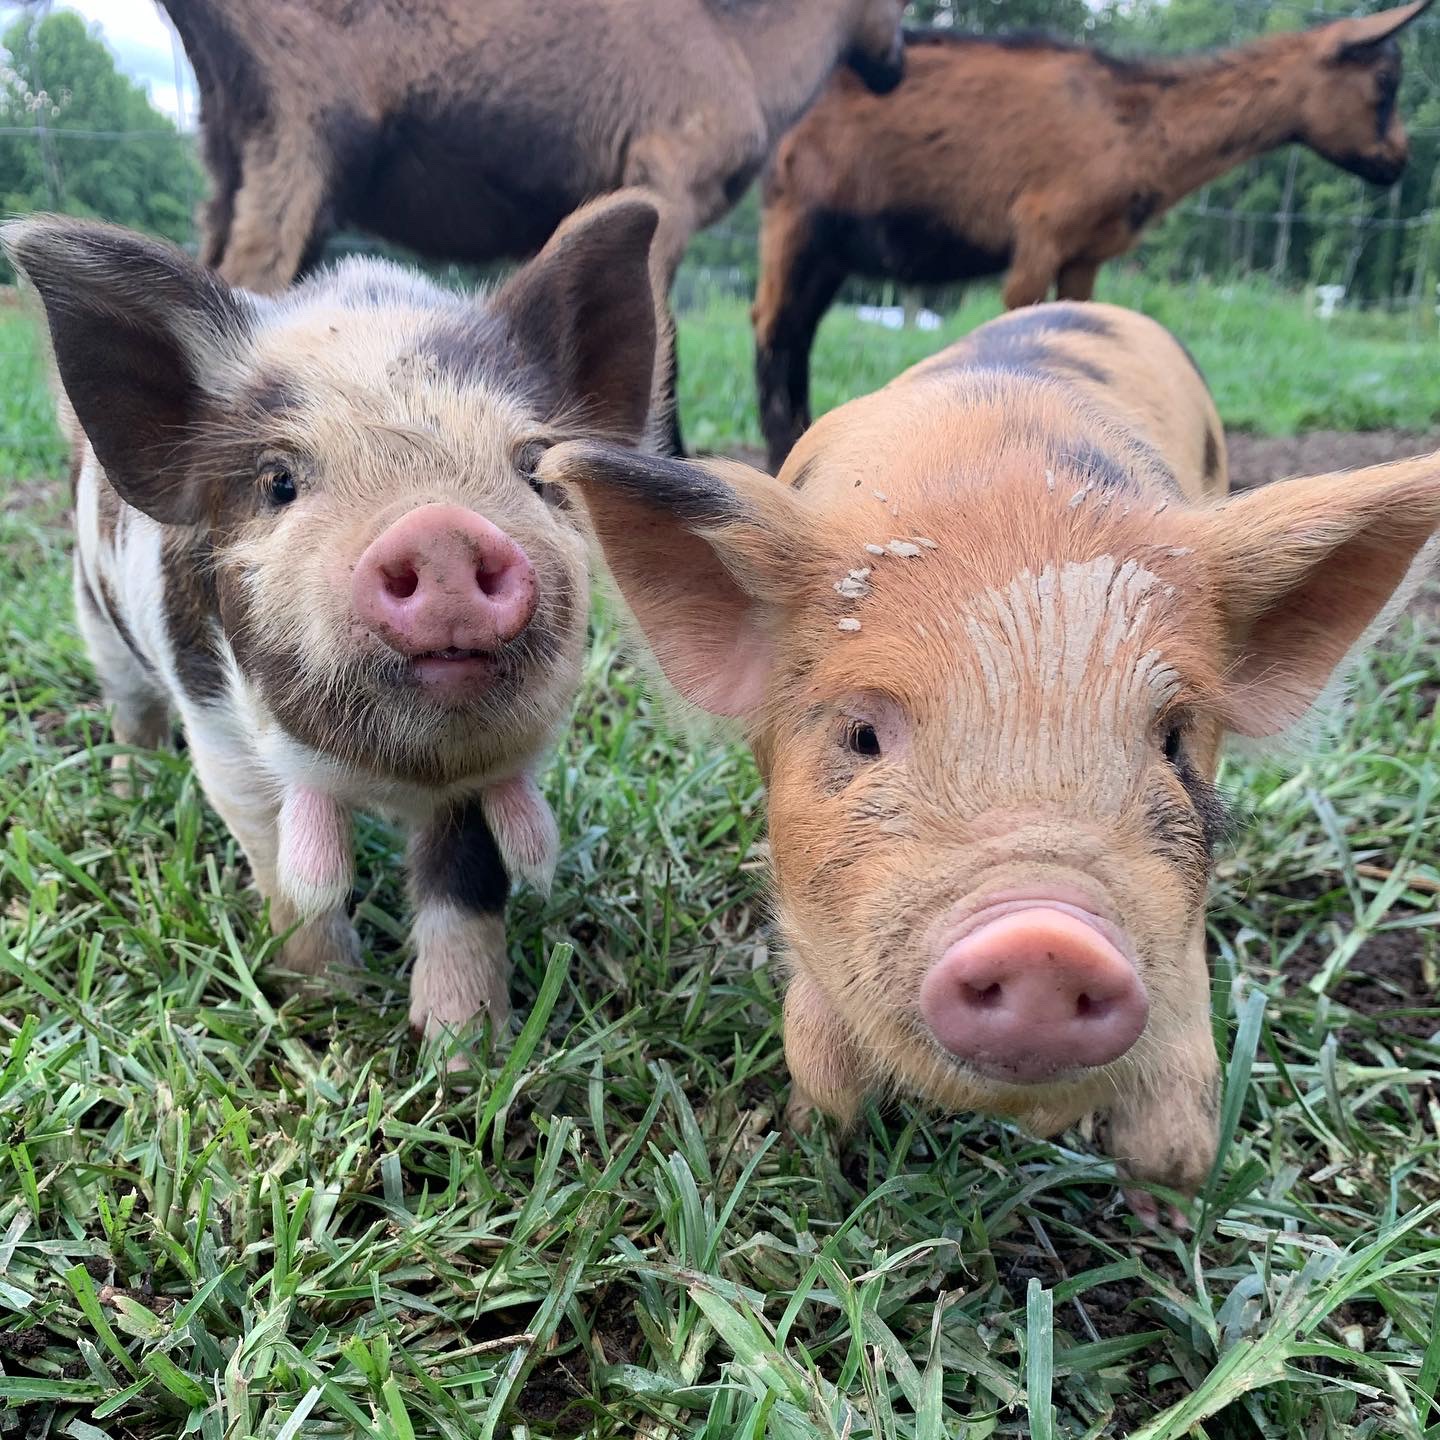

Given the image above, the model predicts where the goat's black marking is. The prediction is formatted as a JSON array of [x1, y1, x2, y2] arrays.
[[1126, 189, 1162, 232]]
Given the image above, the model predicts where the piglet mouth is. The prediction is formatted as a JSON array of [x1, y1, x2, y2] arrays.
[[405, 648, 509, 701], [415, 646, 495, 663]]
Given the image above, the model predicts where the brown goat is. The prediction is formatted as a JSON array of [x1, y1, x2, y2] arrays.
[[158, 0, 905, 454], [754, 1, 1432, 470]]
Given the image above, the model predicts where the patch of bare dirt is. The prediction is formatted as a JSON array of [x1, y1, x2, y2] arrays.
[[1225, 429, 1440, 490], [509, 1287, 646, 1434], [1283, 926, 1438, 1040]]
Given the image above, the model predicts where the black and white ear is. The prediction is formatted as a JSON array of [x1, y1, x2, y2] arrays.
[[2, 216, 256, 525], [493, 190, 662, 446], [538, 440, 805, 717]]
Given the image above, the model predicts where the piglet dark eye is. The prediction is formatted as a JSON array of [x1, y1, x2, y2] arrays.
[[847, 720, 882, 758], [1163, 725, 1184, 767], [515, 439, 548, 484], [262, 464, 297, 507]]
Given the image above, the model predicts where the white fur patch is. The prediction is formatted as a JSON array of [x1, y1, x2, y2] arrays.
[[481, 772, 559, 894]]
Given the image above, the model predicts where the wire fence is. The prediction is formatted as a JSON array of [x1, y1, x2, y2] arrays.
[[8, 119, 1440, 312], [2, 0, 1439, 488]]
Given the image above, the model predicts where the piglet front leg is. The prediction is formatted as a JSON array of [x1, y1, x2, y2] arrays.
[[407, 796, 512, 1048], [783, 971, 866, 1131], [273, 784, 360, 975], [1100, 977, 1220, 1231], [278, 785, 354, 918], [481, 771, 559, 895]]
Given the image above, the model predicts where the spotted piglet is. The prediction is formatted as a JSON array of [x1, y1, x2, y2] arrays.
[[5, 192, 661, 1045], [543, 302, 1440, 1221]]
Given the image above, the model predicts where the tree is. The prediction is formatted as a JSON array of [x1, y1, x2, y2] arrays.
[[0, 10, 204, 258]]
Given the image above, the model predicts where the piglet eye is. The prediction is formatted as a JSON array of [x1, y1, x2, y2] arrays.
[[261, 464, 297, 507], [515, 440, 548, 484], [1163, 725, 1184, 767], [846, 720, 882, 758]]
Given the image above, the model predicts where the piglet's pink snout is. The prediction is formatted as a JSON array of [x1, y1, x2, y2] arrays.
[[351, 504, 537, 656], [920, 907, 1148, 1083]]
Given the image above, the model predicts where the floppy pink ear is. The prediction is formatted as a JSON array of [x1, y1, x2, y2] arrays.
[[538, 441, 803, 717], [1325, 0, 1432, 58], [1197, 457, 1440, 737]]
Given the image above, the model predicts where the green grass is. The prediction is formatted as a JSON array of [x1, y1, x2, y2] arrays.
[[678, 271, 1440, 453], [1, 281, 1439, 1437]]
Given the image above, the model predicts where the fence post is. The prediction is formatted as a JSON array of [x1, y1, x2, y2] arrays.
[[34, 110, 61, 211], [1271, 149, 1299, 280]]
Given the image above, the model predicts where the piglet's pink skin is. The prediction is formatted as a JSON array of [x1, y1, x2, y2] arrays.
[[278, 785, 354, 919], [482, 772, 560, 895]]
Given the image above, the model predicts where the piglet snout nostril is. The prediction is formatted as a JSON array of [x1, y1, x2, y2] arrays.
[[351, 503, 538, 659], [920, 905, 1149, 1082], [963, 981, 1004, 1010], [383, 566, 419, 601]]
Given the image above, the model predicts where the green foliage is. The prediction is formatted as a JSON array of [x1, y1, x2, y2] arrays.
[[0, 11, 203, 265], [677, 271, 1440, 452]]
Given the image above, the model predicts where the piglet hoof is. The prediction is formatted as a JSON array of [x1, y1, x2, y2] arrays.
[[481, 772, 559, 895], [784, 1087, 821, 1136], [1100, 1064, 1217, 1234], [1122, 1185, 1193, 1235], [109, 752, 143, 801], [277, 785, 354, 919], [275, 911, 362, 987]]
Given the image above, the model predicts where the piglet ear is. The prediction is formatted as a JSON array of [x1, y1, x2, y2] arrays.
[[493, 190, 662, 445], [1326, 0, 1431, 59], [1196, 456, 1440, 738], [538, 440, 804, 717], [2, 216, 255, 525]]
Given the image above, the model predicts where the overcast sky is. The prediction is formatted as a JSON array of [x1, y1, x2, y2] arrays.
[[1, 0, 196, 126]]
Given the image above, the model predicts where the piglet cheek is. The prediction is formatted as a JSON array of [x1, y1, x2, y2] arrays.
[[481, 772, 559, 895], [278, 786, 354, 918], [783, 972, 865, 1129]]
